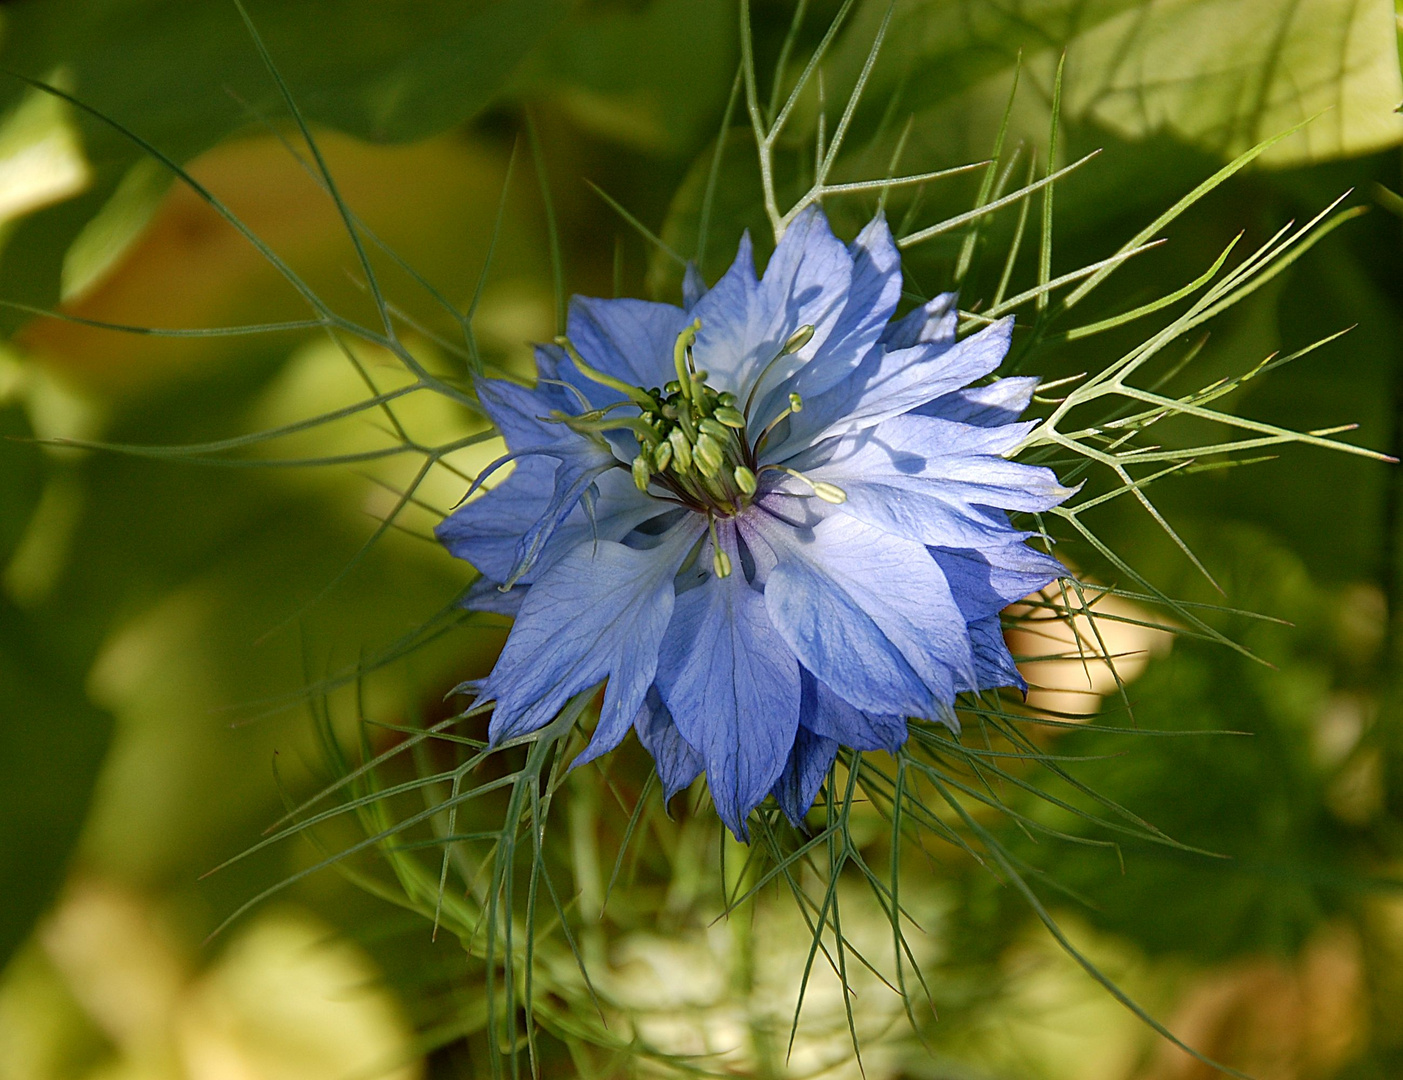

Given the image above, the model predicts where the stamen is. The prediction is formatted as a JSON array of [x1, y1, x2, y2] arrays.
[[743, 323, 816, 420], [667, 428, 693, 473], [693, 432, 724, 476], [755, 392, 804, 453], [707, 516, 731, 578], [555, 336, 655, 408], [773, 465, 846, 504], [631, 453, 652, 492], [733, 465, 757, 496]]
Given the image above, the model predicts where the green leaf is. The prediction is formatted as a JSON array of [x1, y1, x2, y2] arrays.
[[0, 596, 114, 973], [0, 0, 572, 324]]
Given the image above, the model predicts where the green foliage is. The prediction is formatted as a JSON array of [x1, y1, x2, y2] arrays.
[[0, 596, 113, 972]]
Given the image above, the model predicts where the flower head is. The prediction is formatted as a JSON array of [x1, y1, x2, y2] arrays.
[[437, 207, 1071, 839]]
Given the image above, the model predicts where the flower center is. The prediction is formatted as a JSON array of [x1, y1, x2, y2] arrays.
[[553, 320, 845, 526]]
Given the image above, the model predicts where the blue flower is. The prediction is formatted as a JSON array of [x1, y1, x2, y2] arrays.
[[437, 207, 1071, 839]]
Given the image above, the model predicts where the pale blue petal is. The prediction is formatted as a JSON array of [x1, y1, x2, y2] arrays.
[[770, 318, 1014, 459], [778, 414, 1071, 547], [656, 523, 801, 839], [798, 669, 908, 753], [682, 263, 707, 310], [436, 456, 556, 582], [929, 542, 1065, 621], [772, 727, 837, 827], [633, 688, 704, 805], [508, 455, 618, 586], [692, 208, 852, 400], [919, 376, 1040, 425], [475, 374, 577, 452], [759, 213, 903, 418], [742, 506, 973, 719], [461, 576, 526, 617], [438, 466, 662, 587], [568, 295, 691, 404], [478, 520, 704, 746], [968, 614, 1026, 693], [880, 292, 958, 348], [686, 232, 760, 393]]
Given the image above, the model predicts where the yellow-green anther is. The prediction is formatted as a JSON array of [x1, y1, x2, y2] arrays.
[[631, 454, 652, 492], [812, 481, 847, 504], [673, 318, 702, 393], [712, 547, 732, 579], [714, 406, 747, 428], [698, 418, 731, 441], [783, 324, 814, 355], [788, 392, 804, 413], [555, 336, 655, 408], [694, 433, 723, 476], [719, 391, 738, 406], [653, 439, 673, 471], [734, 465, 757, 496], [668, 428, 692, 472]]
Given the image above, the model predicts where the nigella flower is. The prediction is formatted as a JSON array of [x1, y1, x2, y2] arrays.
[[437, 207, 1071, 839]]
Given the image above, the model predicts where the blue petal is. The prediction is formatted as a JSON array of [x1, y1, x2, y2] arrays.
[[771, 726, 838, 828], [918, 376, 1040, 426], [799, 668, 908, 753], [655, 523, 801, 840], [929, 542, 1065, 622], [692, 208, 852, 401], [742, 506, 973, 719], [633, 687, 704, 805], [437, 464, 659, 587], [770, 318, 1014, 459], [461, 576, 526, 617], [477, 519, 704, 747], [759, 213, 903, 418], [778, 413, 1072, 547], [880, 292, 958, 348], [567, 295, 692, 406], [968, 614, 1026, 693], [682, 263, 707, 310], [508, 456, 618, 586], [466, 374, 626, 585]]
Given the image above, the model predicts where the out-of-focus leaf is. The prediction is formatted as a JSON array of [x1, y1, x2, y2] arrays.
[[0, 402, 43, 567], [0, 0, 572, 326], [0, 596, 114, 973], [512, 0, 737, 154], [825, 0, 1403, 170]]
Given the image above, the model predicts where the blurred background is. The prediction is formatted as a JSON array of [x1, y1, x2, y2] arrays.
[[2, 1, 1403, 1077]]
